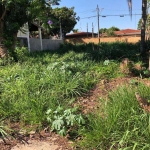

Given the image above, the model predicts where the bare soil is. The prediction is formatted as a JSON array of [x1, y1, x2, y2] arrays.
[[1, 77, 150, 150]]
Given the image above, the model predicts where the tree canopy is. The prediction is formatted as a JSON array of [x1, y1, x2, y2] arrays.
[[49, 7, 80, 36], [0, 0, 60, 43], [137, 15, 150, 30], [99, 26, 120, 37], [0, 0, 61, 59]]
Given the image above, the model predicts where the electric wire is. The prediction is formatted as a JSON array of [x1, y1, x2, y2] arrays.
[[80, 14, 141, 19], [77, 8, 141, 14]]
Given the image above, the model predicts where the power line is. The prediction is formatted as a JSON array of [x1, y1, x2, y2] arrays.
[[77, 8, 141, 15], [80, 14, 141, 19], [101, 14, 141, 17], [81, 15, 97, 19]]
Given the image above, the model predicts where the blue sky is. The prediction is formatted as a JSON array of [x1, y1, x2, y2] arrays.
[[53, 0, 142, 33]]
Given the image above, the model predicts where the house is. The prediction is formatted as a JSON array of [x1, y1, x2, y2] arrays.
[[66, 32, 98, 39], [66, 29, 141, 39], [114, 29, 141, 37], [17, 22, 45, 51], [17, 23, 30, 50], [101, 29, 141, 37], [17, 23, 63, 51]]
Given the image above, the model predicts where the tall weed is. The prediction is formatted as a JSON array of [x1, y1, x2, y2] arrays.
[[77, 83, 150, 149], [0, 49, 121, 126]]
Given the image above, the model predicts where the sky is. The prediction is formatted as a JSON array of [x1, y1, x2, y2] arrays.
[[53, 0, 143, 33]]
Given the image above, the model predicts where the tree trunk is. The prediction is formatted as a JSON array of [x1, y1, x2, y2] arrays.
[[0, 44, 8, 58], [0, 4, 8, 58], [0, 19, 3, 44], [0, 4, 2, 43], [0, 20, 8, 58], [140, 0, 147, 56], [9, 32, 18, 62]]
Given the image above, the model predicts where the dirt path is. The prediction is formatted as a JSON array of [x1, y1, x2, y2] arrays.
[[11, 140, 60, 150], [0, 128, 73, 150]]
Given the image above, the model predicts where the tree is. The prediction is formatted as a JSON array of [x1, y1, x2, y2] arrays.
[[3, 0, 29, 60], [127, 0, 147, 56], [0, 0, 30, 58], [99, 28, 107, 34], [72, 29, 79, 33], [137, 18, 142, 30], [0, 0, 14, 45], [108, 26, 120, 31], [137, 15, 150, 30], [106, 26, 120, 37], [0, 0, 60, 59], [141, 0, 147, 56], [99, 26, 120, 37], [50, 7, 79, 36]]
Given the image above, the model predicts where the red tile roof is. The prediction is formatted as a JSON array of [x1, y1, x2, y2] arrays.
[[66, 29, 140, 37], [114, 29, 140, 35]]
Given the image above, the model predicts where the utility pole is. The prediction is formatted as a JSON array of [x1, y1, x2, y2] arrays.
[[92, 22, 94, 38], [97, 5, 100, 44], [87, 23, 88, 37], [60, 18, 62, 39]]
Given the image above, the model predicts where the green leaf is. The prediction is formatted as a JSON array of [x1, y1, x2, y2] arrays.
[[52, 117, 64, 130], [64, 109, 72, 116], [47, 116, 52, 122], [103, 60, 110, 65], [55, 106, 63, 113], [66, 114, 76, 126], [58, 127, 66, 136], [76, 114, 85, 124], [46, 109, 52, 115]]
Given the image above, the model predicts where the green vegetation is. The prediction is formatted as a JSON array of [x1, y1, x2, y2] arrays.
[[77, 84, 150, 149], [1, 0, 79, 60], [1, 42, 150, 149], [1, 0, 58, 59], [0, 43, 123, 129], [99, 26, 120, 37], [50, 7, 79, 36], [46, 106, 85, 136]]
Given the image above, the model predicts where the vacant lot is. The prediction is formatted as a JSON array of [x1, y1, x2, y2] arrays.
[[1, 42, 150, 149]]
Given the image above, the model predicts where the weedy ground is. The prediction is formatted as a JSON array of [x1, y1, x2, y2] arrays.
[[1, 42, 150, 150]]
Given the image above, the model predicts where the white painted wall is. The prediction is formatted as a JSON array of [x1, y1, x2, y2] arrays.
[[17, 23, 30, 51]]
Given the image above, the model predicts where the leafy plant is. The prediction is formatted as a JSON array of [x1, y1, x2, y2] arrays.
[[46, 106, 85, 136]]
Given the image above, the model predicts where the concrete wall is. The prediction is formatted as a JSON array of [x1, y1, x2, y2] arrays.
[[65, 37, 141, 44], [30, 38, 64, 52]]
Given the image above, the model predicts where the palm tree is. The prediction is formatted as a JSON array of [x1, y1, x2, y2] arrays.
[[127, 0, 147, 56]]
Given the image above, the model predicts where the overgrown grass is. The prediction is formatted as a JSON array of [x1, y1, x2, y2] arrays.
[[0, 45, 122, 129], [77, 82, 150, 149], [58, 42, 141, 61], [1, 41, 150, 147]]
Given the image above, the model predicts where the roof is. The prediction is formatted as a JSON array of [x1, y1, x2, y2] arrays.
[[114, 29, 140, 36], [66, 32, 98, 37]]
